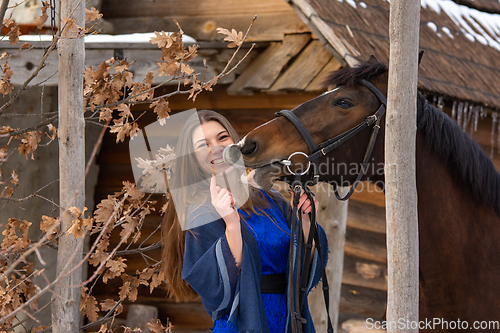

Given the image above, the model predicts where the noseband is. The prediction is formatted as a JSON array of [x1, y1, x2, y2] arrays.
[[275, 79, 387, 201]]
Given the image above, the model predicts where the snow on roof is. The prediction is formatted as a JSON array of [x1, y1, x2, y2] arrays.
[[18, 32, 196, 44], [421, 0, 500, 52], [335, 0, 500, 51]]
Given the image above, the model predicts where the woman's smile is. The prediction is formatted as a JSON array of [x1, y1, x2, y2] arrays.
[[192, 120, 235, 175]]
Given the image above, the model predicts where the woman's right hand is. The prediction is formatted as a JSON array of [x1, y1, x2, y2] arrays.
[[210, 174, 240, 227], [210, 174, 243, 266]]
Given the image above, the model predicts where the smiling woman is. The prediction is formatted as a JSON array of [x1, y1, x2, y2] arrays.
[[161, 109, 329, 333], [192, 120, 235, 176]]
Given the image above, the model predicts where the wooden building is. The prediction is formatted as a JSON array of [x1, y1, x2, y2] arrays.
[[91, 0, 500, 332]]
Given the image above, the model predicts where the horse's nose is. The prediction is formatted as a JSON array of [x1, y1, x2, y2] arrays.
[[241, 139, 258, 156], [223, 144, 243, 166]]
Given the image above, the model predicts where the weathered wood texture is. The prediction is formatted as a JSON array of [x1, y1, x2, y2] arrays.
[[345, 227, 387, 264], [227, 34, 311, 93], [101, 0, 309, 41], [102, 0, 294, 18], [105, 14, 309, 42], [339, 284, 387, 319], [309, 183, 348, 331], [342, 255, 387, 291], [347, 200, 386, 234], [126, 305, 159, 333], [53, 0, 86, 332], [0, 44, 251, 86], [306, 56, 342, 91], [385, 0, 421, 330], [268, 40, 333, 91]]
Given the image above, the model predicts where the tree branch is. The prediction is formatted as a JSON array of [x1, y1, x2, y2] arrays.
[[0, 0, 10, 26]]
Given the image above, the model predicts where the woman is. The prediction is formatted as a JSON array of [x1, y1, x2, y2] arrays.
[[162, 110, 328, 333]]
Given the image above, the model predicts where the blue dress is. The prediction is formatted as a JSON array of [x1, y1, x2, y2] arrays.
[[212, 195, 290, 333], [182, 190, 328, 333]]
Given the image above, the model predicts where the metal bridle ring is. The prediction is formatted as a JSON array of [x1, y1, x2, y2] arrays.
[[285, 152, 311, 176]]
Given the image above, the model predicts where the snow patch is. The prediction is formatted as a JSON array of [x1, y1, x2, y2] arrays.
[[17, 33, 197, 44], [346, 0, 357, 8], [421, 0, 500, 52], [442, 26, 455, 38], [427, 22, 438, 32]]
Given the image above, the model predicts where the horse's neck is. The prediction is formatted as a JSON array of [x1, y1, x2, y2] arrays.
[[415, 133, 500, 319], [414, 132, 489, 254]]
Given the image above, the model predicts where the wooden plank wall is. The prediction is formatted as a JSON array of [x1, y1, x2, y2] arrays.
[[100, 0, 309, 42]]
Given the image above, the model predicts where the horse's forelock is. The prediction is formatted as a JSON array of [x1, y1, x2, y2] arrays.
[[322, 58, 388, 88]]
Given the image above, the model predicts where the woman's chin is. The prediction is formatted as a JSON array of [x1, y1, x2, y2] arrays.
[[213, 163, 233, 175]]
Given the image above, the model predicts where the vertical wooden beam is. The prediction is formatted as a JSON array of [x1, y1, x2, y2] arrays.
[[308, 183, 348, 331], [52, 0, 85, 331], [385, 0, 420, 331]]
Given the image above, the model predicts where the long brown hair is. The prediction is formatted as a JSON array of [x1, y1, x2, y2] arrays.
[[161, 110, 282, 301]]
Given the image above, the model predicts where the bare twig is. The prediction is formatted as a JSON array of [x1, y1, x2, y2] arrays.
[[219, 15, 257, 76], [0, 115, 58, 138], [0, 179, 58, 202], [0, 36, 59, 116], [114, 242, 162, 256]]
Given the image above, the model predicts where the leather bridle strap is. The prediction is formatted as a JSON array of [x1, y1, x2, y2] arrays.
[[276, 109, 322, 184], [276, 109, 318, 155], [275, 79, 387, 200]]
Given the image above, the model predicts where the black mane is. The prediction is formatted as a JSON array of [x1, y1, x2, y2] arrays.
[[323, 56, 388, 87], [325, 57, 500, 215], [417, 94, 500, 216]]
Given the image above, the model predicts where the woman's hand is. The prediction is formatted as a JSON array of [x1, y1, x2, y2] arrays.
[[210, 174, 242, 266], [290, 188, 319, 248], [210, 174, 240, 226], [290, 188, 319, 221]]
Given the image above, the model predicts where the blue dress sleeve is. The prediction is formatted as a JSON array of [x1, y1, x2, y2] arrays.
[[182, 204, 239, 317], [181, 204, 269, 332]]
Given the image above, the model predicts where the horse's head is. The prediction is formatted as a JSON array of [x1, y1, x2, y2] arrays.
[[234, 56, 390, 190]]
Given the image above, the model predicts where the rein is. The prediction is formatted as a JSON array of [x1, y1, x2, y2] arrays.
[[277, 79, 387, 332]]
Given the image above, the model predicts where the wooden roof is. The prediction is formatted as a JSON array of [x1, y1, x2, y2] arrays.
[[454, 0, 500, 14], [101, 0, 500, 108], [100, 0, 338, 95], [289, 0, 500, 109]]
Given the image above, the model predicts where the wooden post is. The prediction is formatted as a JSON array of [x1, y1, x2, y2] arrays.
[[385, 0, 420, 332], [126, 304, 159, 333], [308, 183, 348, 331], [51, 0, 85, 331]]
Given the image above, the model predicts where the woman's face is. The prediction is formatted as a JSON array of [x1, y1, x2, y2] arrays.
[[192, 121, 235, 175]]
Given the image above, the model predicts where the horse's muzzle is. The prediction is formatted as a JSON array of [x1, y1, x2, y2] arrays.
[[223, 144, 243, 167]]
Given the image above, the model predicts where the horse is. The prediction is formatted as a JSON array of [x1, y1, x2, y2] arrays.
[[230, 56, 500, 331]]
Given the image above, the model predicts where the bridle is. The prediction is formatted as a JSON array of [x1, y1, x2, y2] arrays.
[[275, 79, 387, 201], [277, 79, 387, 333]]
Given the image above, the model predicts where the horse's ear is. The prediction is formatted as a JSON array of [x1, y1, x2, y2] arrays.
[[418, 50, 425, 66], [368, 55, 379, 63]]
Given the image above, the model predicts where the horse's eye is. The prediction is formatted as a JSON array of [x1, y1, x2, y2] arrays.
[[334, 99, 354, 109]]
